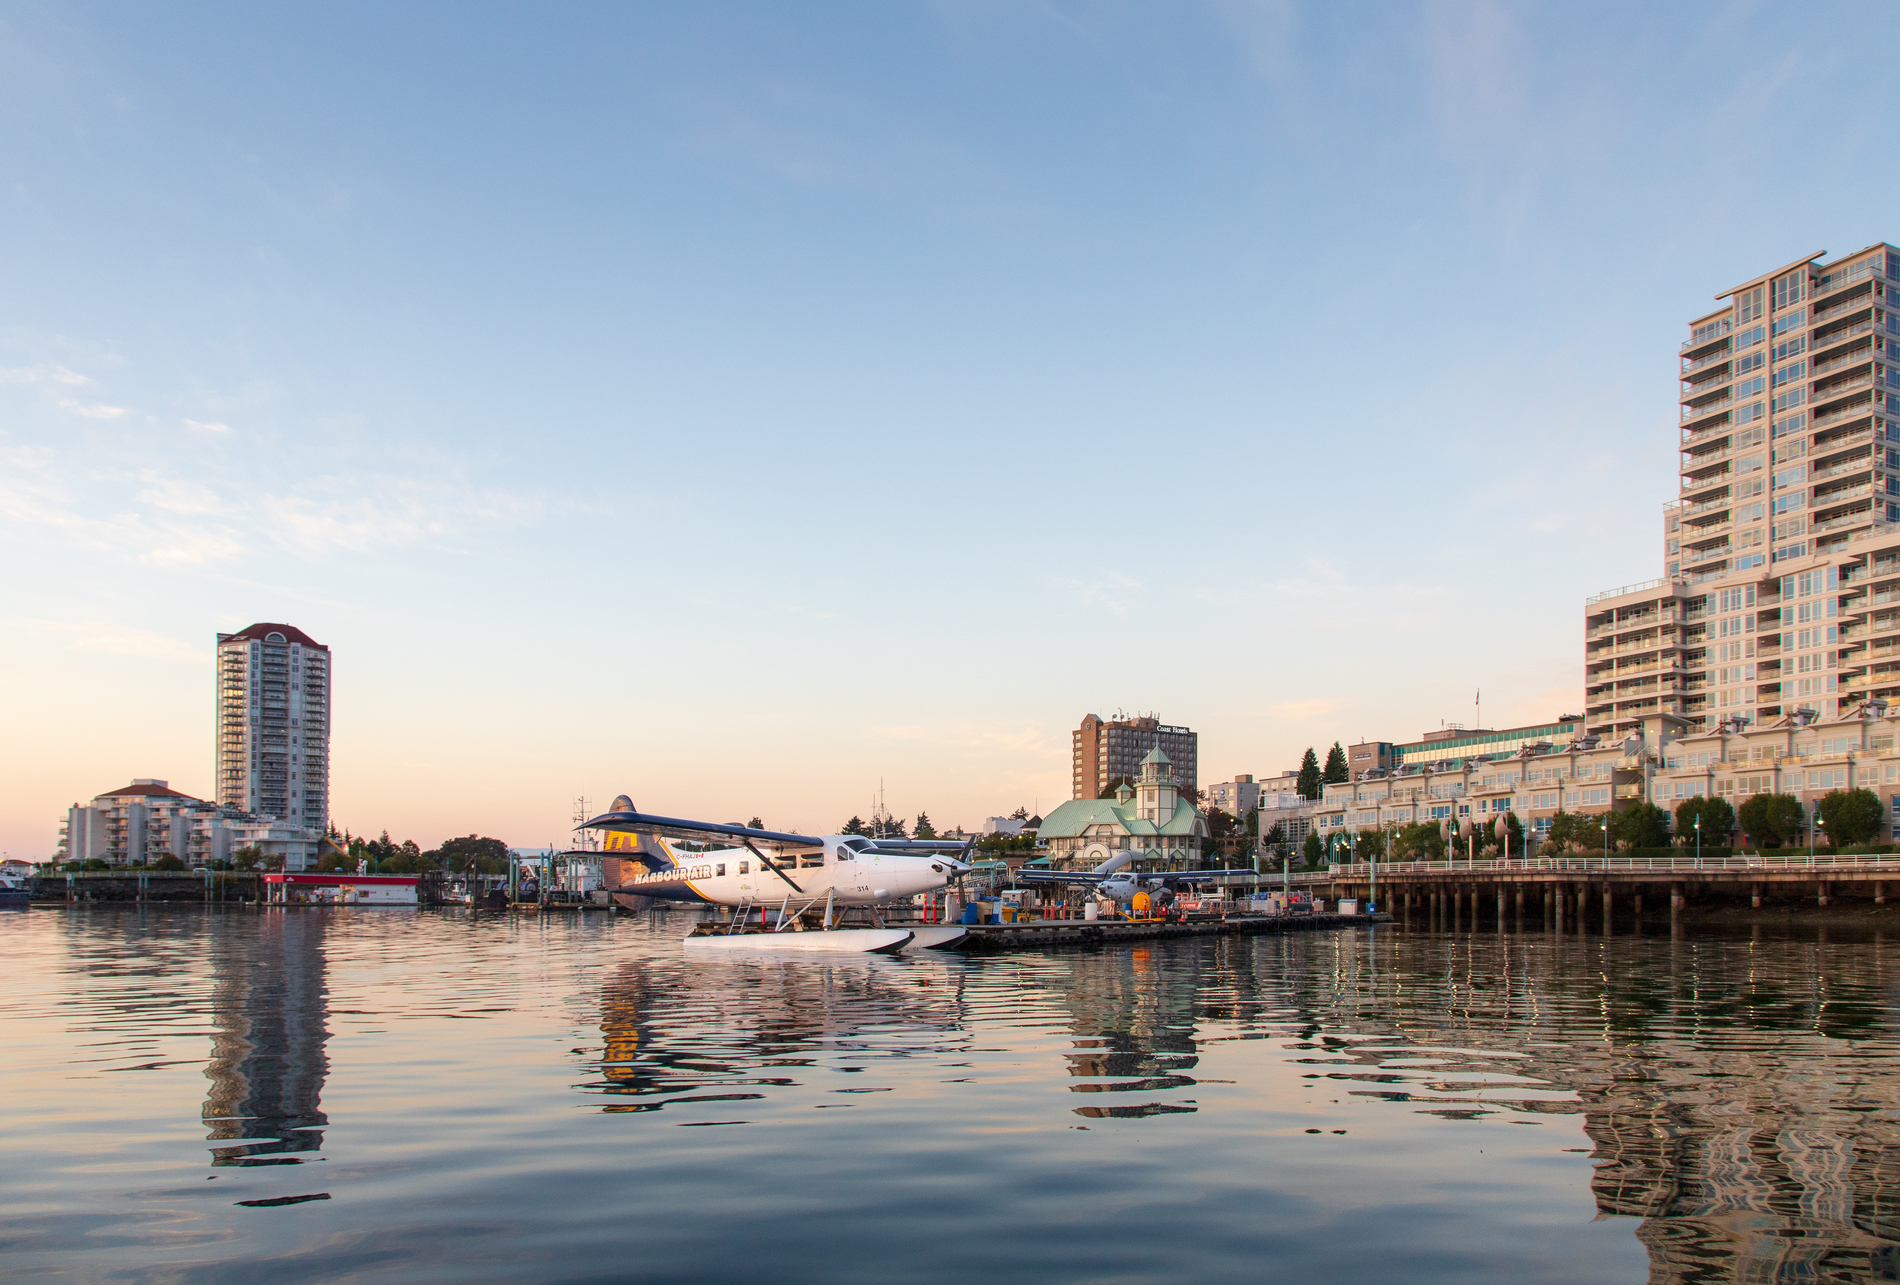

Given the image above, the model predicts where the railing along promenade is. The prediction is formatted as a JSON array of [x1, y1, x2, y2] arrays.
[[1297, 853, 1900, 881]]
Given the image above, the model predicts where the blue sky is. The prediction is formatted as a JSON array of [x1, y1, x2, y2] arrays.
[[5, 2, 1898, 854]]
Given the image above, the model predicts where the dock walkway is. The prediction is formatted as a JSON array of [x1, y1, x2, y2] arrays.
[[955, 911, 1390, 953]]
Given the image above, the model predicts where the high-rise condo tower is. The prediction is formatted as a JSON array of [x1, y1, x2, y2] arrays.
[[216, 623, 331, 831]]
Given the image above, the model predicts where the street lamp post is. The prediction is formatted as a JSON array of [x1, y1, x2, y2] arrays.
[[1695, 815, 1701, 862], [1602, 817, 1609, 864]]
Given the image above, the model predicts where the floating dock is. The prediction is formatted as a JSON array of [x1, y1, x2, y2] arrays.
[[954, 911, 1391, 953]]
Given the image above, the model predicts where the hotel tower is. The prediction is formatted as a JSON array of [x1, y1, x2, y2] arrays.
[[216, 623, 331, 831]]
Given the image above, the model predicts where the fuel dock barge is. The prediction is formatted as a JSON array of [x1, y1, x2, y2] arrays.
[[952, 910, 1391, 953]]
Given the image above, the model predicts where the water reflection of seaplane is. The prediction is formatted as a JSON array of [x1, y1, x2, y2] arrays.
[[581, 797, 974, 954]]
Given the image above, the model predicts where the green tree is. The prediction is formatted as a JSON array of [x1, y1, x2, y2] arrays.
[[1737, 792, 1804, 848], [1301, 830, 1324, 867], [1098, 777, 1134, 799], [231, 845, 263, 869], [842, 816, 866, 836], [1817, 787, 1883, 846], [1353, 827, 1387, 860], [1610, 802, 1670, 850], [1544, 810, 1583, 851], [1391, 821, 1446, 861], [153, 854, 187, 871], [1296, 747, 1321, 800], [913, 812, 936, 840], [1321, 742, 1349, 785], [747, 816, 765, 830], [433, 835, 512, 874], [1674, 796, 1735, 846]]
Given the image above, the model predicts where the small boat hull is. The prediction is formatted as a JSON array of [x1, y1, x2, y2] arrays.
[[0, 887, 30, 908], [685, 928, 914, 955]]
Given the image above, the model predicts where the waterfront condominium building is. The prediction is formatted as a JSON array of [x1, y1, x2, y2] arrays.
[[1071, 714, 1198, 800], [1585, 243, 1900, 738], [216, 623, 331, 831], [59, 778, 320, 869]]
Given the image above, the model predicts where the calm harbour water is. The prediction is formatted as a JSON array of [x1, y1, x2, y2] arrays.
[[4, 908, 1899, 1284]]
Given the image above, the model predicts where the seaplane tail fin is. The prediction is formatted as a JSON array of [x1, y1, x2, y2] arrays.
[[1091, 850, 1135, 877], [596, 795, 677, 871]]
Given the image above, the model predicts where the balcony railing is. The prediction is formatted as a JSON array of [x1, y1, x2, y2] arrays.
[[1682, 398, 1733, 424], [1814, 483, 1875, 509], [1810, 318, 1877, 356], [1811, 373, 1875, 406], [1809, 456, 1873, 483], [1681, 347, 1733, 376], [1815, 508, 1878, 535], [1811, 406, 1875, 434], [1811, 348, 1872, 378]]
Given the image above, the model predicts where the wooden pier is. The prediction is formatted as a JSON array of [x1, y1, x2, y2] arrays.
[[955, 911, 1390, 953]]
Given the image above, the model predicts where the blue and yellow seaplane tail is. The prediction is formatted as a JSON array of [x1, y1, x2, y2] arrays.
[[580, 797, 974, 953]]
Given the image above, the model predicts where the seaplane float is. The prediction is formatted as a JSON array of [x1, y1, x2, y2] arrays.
[[579, 798, 975, 954]]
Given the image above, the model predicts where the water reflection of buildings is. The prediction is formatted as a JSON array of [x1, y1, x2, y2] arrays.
[[203, 913, 330, 1166], [1583, 1037, 1900, 1283], [1275, 934, 1900, 1285], [1044, 946, 1203, 1118]]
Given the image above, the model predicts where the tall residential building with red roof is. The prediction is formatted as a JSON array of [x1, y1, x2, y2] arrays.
[[216, 624, 331, 832]]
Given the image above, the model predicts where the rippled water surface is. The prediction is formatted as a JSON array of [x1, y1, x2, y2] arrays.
[[5, 908, 1899, 1284]]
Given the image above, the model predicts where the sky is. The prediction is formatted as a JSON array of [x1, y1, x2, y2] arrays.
[[5, 1, 1899, 856]]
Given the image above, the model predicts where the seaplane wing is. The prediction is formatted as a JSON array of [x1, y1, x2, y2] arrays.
[[862, 838, 976, 855], [580, 809, 820, 850], [1018, 867, 1254, 885]]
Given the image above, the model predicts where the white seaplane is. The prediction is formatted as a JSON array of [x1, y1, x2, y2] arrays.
[[1015, 849, 1253, 906], [580, 797, 974, 954]]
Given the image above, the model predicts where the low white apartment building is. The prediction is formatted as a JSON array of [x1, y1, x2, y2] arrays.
[[1314, 717, 1668, 846], [1203, 775, 1263, 817], [1648, 701, 1900, 840], [59, 779, 320, 870]]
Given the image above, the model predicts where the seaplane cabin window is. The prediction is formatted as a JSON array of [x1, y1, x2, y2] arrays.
[[738, 861, 749, 874], [799, 849, 825, 868], [715, 864, 726, 876]]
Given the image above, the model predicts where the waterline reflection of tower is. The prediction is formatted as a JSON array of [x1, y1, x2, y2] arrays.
[[202, 913, 331, 1166]]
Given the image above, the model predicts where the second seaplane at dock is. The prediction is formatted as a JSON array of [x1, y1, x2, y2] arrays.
[[579, 796, 974, 953]]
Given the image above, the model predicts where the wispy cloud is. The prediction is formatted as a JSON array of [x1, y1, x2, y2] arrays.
[[57, 398, 127, 419], [1061, 571, 1143, 615], [27, 620, 205, 663], [0, 363, 91, 386], [137, 471, 220, 514], [1266, 698, 1334, 721], [183, 418, 232, 436]]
